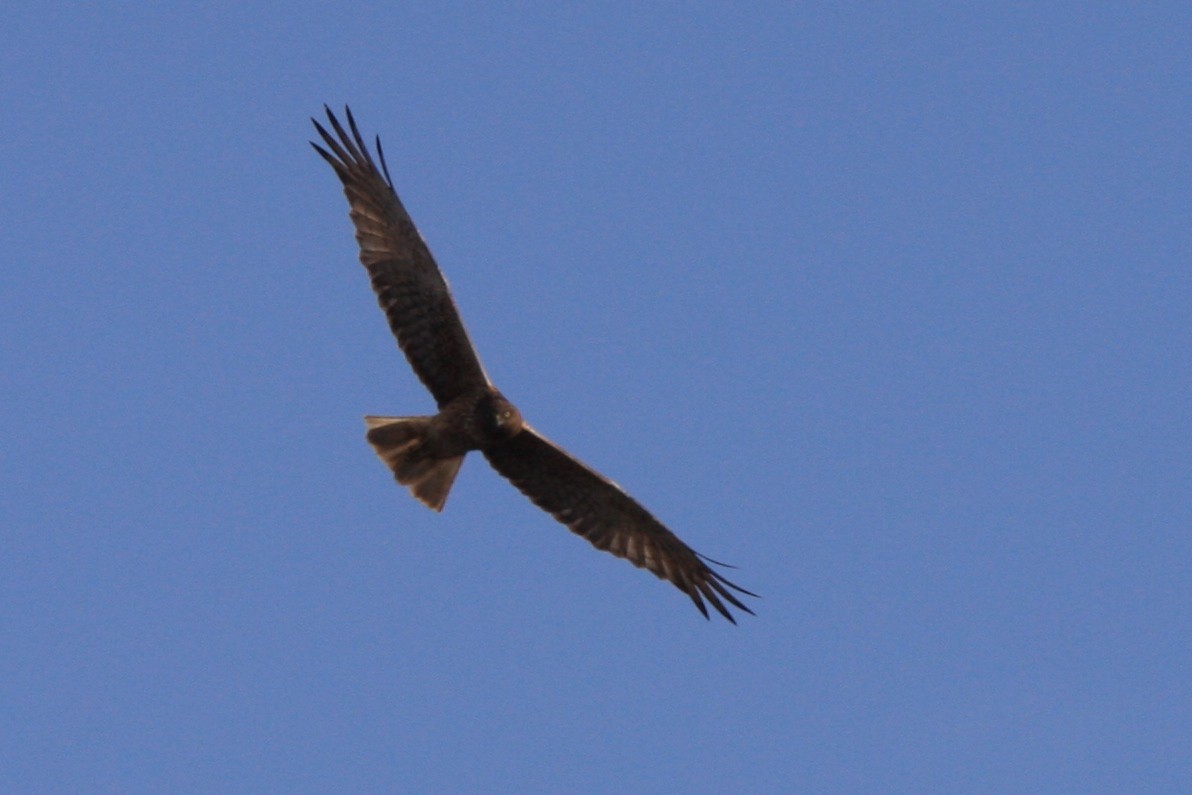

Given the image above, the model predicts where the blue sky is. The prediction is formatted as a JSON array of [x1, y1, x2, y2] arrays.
[[3, 4, 1189, 792]]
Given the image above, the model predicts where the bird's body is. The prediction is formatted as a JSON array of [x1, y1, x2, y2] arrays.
[[364, 387, 522, 510], [312, 106, 755, 622]]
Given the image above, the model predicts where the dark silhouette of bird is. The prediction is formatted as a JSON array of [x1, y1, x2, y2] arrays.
[[312, 106, 755, 622]]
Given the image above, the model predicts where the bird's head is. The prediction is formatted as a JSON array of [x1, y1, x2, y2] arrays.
[[483, 391, 524, 440]]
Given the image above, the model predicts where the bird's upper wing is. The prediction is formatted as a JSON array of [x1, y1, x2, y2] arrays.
[[312, 106, 489, 407], [483, 427, 756, 622]]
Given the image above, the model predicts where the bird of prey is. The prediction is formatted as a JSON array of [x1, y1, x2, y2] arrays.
[[311, 106, 755, 622]]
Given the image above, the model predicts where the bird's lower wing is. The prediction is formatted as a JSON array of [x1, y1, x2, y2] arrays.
[[483, 427, 755, 622]]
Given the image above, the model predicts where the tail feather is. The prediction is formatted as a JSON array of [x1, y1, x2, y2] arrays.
[[364, 416, 464, 511]]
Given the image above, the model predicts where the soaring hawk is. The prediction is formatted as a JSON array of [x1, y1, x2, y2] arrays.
[[312, 107, 755, 622]]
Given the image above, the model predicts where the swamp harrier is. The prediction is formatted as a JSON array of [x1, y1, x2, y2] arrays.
[[312, 106, 755, 622]]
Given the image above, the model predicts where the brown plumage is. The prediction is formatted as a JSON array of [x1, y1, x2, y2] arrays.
[[312, 106, 755, 622]]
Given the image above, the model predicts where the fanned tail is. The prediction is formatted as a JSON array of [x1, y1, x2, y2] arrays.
[[364, 416, 464, 511]]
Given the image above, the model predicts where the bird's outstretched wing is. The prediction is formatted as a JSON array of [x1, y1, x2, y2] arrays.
[[311, 106, 489, 407], [484, 428, 757, 622]]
